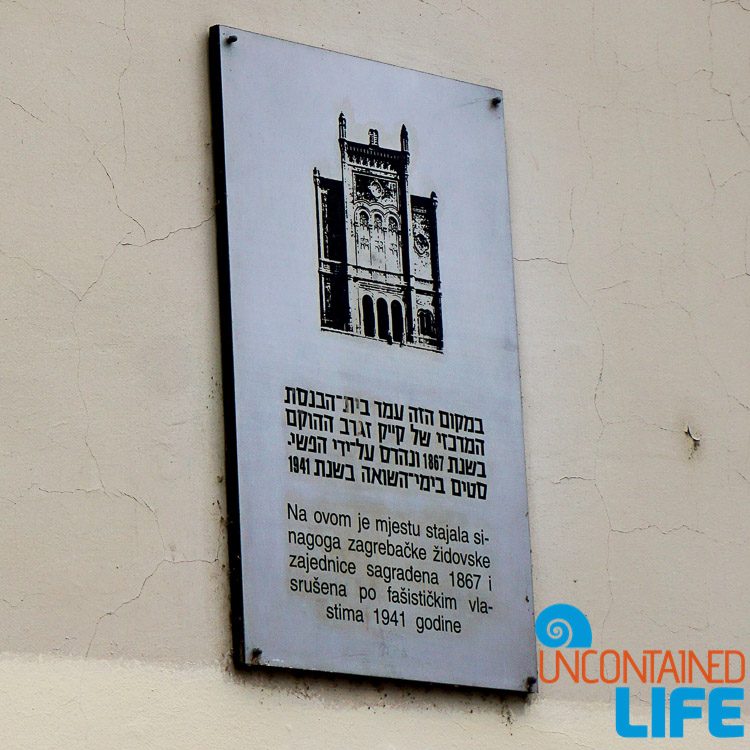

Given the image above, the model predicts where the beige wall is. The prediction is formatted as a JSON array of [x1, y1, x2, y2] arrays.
[[1, 0, 748, 746]]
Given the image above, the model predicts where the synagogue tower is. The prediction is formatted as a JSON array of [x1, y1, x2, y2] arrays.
[[314, 114, 443, 351]]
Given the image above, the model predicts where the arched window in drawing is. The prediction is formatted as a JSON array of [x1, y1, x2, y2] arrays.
[[362, 295, 375, 338], [418, 309, 435, 339], [356, 210, 371, 258], [391, 301, 404, 343], [376, 298, 390, 341], [386, 214, 401, 271], [372, 213, 385, 265]]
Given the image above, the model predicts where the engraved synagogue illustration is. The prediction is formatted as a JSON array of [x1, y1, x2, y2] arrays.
[[314, 114, 443, 351]]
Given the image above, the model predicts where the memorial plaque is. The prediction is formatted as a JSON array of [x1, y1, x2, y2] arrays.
[[210, 25, 537, 691]]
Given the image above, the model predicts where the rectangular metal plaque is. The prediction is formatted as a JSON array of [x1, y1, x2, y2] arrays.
[[210, 25, 537, 691]]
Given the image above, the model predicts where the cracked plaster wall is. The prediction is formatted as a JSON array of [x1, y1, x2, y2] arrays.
[[0, 0, 748, 747]]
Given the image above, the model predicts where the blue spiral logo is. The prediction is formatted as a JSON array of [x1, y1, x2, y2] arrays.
[[535, 603, 592, 648]]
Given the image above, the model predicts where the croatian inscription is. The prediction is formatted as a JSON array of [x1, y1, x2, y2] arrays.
[[284, 385, 496, 636]]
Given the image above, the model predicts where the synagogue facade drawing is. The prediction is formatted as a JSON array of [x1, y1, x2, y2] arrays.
[[313, 114, 443, 351]]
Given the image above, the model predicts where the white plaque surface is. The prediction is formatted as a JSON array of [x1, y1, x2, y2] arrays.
[[210, 25, 537, 691]]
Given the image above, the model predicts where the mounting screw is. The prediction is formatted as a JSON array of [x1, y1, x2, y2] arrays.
[[226, 35, 238, 45], [490, 96, 502, 108]]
